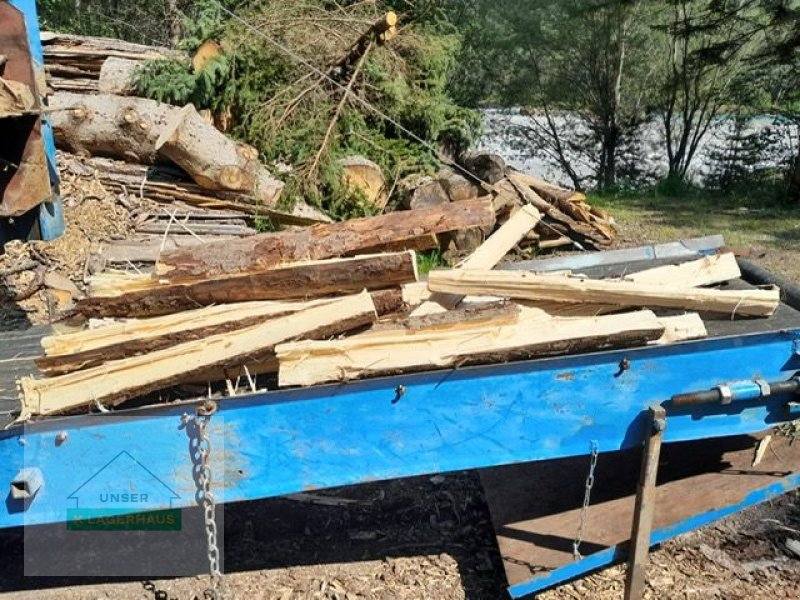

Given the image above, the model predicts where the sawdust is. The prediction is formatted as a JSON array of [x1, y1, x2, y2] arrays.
[[0, 154, 132, 325]]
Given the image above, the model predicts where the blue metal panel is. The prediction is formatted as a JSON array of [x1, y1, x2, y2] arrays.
[[0, 330, 798, 530], [11, 0, 65, 240], [508, 469, 800, 597]]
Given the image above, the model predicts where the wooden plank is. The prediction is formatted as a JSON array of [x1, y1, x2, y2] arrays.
[[79, 251, 418, 318], [19, 292, 378, 416], [623, 253, 740, 287], [37, 298, 337, 375], [371, 301, 519, 333], [624, 406, 666, 600], [276, 310, 665, 387], [499, 235, 726, 274], [155, 198, 495, 282], [653, 313, 707, 344], [415, 205, 542, 313], [479, 434, 799, 590], [427, 269, 780, 317]]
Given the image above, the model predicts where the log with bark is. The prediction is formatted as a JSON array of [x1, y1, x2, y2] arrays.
[[20, 291, 378, 416], [155, 197, 496, 283], [50, 93, 284, 205], [155, 103, 283, 205], [78, 250, 418, 317]]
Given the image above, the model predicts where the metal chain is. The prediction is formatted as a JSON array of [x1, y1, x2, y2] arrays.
[[573, 440, 599, 560], [193, 400, 223, 599]]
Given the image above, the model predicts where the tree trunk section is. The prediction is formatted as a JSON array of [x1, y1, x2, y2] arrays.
[[79, 251, 419, 318], [155, 103, 283, 206], [98, 57, 138, 95], [156, 197, 496, 283], [49, 92, 175, 163]]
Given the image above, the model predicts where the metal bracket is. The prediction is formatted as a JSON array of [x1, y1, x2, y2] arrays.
[[10, 467, 43, 503]]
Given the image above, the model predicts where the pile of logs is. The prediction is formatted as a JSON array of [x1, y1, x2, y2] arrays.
[[20, 31, 768, 421], [17, 200, 779, 418]]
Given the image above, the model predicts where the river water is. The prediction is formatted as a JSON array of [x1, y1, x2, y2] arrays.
[[477, 107, 799, 189]]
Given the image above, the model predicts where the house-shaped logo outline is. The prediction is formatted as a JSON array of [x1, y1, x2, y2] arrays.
[[67, 450, 181, 508]]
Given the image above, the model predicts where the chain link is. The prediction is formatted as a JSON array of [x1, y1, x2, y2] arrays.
[[192, 400, 223, 599], [573, 440, 599, 560]]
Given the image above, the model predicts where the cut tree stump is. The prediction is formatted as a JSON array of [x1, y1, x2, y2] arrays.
[[156, 197, 495, 283], [79, 251, 419, 317], [427, 270, 780, 317], [155, 103, 283, 205], [276, 309, 665, 387], [20, 291, 377, 416], [338, 156, 387, 211]]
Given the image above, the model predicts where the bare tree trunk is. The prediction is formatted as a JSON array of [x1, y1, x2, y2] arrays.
[[790, 147, 800, 203], [166, 0, 182, 47]]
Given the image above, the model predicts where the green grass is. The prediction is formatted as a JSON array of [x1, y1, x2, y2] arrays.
[[589, 187, 800, 280], [416, 250, 448, 276]]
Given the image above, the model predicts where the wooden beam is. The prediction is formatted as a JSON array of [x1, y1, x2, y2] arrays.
[[20, 292, 377, 416], [276, 310, 665, 387], [624, 405, 666, 600], [79, 251, 418, 317], [37, 298, 337, 375], [653, 313, 707, 344], [427, 269, 780, 317], [415, 204, 542, 313], [623, 253, 740, 287], [155, 198, 495, 282], [372, 301, 519, 333]]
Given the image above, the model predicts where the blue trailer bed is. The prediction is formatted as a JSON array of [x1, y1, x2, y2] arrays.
[[1, 244, 799, 596]]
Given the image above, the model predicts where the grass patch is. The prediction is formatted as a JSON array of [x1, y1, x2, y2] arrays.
[[416, 250, 448, 276], [589, 186, 800, 280]]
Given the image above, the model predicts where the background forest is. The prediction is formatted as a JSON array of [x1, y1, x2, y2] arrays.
[[38, 0, 800, 209]]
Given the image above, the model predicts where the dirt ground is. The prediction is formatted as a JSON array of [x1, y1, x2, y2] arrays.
[[2, 183, 800, 599]]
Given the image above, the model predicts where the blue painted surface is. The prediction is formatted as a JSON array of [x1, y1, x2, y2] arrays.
[[1, 329, 799, 530], [508, 469, 800, 597], [10, 0, 65, 240]]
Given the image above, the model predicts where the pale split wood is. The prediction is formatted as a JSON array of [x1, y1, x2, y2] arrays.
[[276, 310, 665, 387], [652, 313, 707, 344], [623, 253, 740, 287], [455, 205, 543, 270], [427, 269, 780, 317], [37, 298, 338, 374], [20, 291, 377, 416], [414, 204, 542, 314]]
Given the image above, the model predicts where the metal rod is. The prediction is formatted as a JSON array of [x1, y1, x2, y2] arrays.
[[671, 376, 800, 407], [624, 405, 666, 600]]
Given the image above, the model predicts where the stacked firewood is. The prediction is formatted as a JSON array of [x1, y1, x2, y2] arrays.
[[16, 31, 780, 421], [18, 202, 778, 419], [41, 32, 182, 93]]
